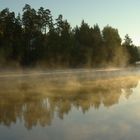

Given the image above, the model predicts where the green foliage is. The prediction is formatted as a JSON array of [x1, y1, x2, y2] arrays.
[[102, 26, 122, 64], [0, 4, 139, 68], [122, 35, 139, 64]]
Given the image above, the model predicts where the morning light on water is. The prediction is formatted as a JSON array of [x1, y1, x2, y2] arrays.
[[0, 69, 140, 140], [1, 0, 140, 140]]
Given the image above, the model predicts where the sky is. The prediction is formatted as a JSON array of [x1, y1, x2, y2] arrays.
[[0, 0, 140, 46]]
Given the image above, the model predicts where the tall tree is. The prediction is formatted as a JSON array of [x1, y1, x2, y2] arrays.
[[90, 24, 102, 66], [102, 25, 122, 65], [0, 8, 23, 65], [122, 34, 139, 64], [73, 20, 93, 66], [38, 7, 53, 34]]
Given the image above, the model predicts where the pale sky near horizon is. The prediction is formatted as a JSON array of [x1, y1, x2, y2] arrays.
[[0, 0, 140, 46]]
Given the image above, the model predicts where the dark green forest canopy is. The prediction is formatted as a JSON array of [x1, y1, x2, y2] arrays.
[[0, 4, 139, 68]]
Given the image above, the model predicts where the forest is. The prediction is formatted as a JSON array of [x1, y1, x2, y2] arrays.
[[0, 4, 139, 68]]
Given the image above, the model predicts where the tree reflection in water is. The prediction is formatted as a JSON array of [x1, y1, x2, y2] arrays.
[[0, 76, 139, 129]]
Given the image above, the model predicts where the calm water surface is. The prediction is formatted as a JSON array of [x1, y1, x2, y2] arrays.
[[0, 71, 140, 140]]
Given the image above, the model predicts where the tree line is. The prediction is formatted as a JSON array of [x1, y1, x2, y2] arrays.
[[0, 4, 139, 68]]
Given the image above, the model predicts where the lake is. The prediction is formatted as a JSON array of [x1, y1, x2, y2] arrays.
[[0, 69, 140, 140]]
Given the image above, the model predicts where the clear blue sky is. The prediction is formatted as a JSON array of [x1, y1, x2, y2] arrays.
[[0, 0, 140, 45]]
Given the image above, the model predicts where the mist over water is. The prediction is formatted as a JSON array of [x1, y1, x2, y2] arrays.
[[0, 69, 140, 140], [1, 2, 140, 140]]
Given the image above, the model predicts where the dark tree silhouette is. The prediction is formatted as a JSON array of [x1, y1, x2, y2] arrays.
[[0, 4, 139, 68]]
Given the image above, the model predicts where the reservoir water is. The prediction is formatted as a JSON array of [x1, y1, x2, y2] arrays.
[[0, 69, 140, 140]]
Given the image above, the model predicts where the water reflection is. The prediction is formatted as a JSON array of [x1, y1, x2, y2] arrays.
[[0, 76, 139, 129]]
